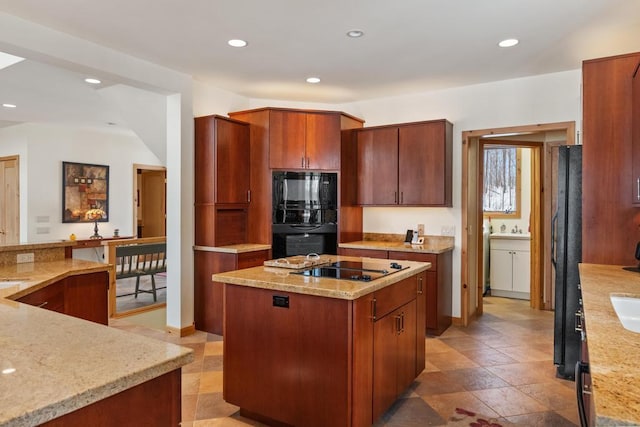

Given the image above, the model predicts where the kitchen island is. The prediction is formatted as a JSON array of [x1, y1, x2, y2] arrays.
[[0, 245, 194, 426], [213, 256, 430, 427]]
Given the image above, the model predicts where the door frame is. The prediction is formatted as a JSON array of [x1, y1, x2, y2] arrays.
[[461, 122, 575, 326], [132, 164, 167, 237], [0, 155, 20, 244]]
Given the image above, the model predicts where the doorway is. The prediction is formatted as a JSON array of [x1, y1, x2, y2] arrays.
[[0, 156, 19, 244], [133, 164, 166, 238], [461, 122, 576, 326]]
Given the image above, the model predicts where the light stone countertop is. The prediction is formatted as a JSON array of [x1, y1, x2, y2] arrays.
[[0, 259, 194, 426], [193, 243, 271, 254], [489, 232, 531, 240], [339, 238, 454, 254], [212, 255, 431, 300], [0, 241, 76, 253], [578, 263, 640, 426]]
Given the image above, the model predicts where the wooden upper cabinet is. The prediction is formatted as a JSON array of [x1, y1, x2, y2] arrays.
[[632, 60, 640, 205], [269, 110, 341, 170], [356, 120, 452, 207], [269, 110, 307, 169], [399, 121, 450, 206], [357, 127, 399, 205], [194, 115, 250, 205], [306, 113, 341, 170]]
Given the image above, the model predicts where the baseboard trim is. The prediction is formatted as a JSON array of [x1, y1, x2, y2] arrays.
[[166, 322, 196, 337], [451, 316, 464, 326]]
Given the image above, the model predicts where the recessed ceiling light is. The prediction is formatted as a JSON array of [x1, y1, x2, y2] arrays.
[[346, 29, 364, 38], [228, 39, 248, 48], [2, 103, 16, 108], [306, 77, 321, 84], [85, 78, 101, 84], [498, 38, 519, 48]]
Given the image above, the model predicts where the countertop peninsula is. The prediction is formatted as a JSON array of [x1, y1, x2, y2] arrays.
[[0, 257, 194, 426], [212, 255, 431, 300], [578, 263, 640, 426]]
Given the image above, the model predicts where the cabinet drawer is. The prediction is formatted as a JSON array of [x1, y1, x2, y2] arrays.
[[374, 276, 416, 319], [17, 283, 65, 313], [388, 251, 437, 271]]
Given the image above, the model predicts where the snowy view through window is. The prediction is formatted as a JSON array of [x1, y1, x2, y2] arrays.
[[483, 147, 517, 213]]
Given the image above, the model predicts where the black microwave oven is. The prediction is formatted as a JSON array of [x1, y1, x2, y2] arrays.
[[272, 171, 338, 225]]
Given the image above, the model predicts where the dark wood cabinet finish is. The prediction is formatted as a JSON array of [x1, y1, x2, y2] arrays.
[[339, 247, 452, 335], [582, 52, 640, 265], [41, 369, 181, 426], [17, 271, 109, 325], [356, 120, 452, 207], [228, 107, 364, 245], [632, 60, 640, 204], [222, 272, 424, 427], [194, 115, 250, 247], [194, 249, 269, 335]]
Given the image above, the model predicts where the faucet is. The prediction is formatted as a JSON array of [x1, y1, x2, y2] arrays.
[[512, 224, 519, 233]]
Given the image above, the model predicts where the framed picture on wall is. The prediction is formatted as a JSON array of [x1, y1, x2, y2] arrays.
[[62, 161, 109, 223]]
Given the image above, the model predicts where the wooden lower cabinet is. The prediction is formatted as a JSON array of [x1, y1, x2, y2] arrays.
[[340, 247, 452, 335], [222, 273, 424, 427], [194, 249, 269, 335], [40, 369, 181, 426], [17, 271, 109, 325]]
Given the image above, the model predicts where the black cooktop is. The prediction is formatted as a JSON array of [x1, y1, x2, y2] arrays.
[[291, 261, 407, 282]]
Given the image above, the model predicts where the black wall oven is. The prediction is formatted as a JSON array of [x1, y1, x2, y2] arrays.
[[272, 171, 338, 259]]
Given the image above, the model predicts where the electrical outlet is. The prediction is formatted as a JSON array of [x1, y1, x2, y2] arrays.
[[17, 253, 35, 263], [441, 226, 455, 236], [417, 224, 425, 236]]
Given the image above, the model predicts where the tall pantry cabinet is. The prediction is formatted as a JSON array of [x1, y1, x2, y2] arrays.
[[193, 115, 269, 334], [582, 52, 640, 265]]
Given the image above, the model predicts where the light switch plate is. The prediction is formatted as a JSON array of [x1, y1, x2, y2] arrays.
[[441, 226, 455, 236]]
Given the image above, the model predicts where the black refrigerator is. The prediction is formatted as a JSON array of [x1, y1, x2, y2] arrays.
[[552, 145, 582, 380]]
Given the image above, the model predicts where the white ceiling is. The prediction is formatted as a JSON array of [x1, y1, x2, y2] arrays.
[[1, 0, 640, 126]]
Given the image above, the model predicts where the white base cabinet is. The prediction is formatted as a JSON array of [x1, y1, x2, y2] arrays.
[[489, 234, 530, 300]]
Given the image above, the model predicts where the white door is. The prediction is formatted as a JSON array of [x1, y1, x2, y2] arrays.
[[0, 156, 19, 244]]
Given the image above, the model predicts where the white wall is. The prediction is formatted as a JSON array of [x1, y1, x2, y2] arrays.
[[335, 70, 582, 318], [0, 123, 162, 242]]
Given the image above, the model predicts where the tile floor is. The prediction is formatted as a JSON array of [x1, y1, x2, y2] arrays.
[[111, 297, 579, 426]]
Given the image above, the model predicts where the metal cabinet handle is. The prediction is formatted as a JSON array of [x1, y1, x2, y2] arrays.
[[301, 157, 305, 168], [575, 309, 583, 332], [247, 190, 251, 203], [38, 301, 48, 308], [394, 191, 398, 204], [418, 276, 423, 295], [400, 312, 405, 333], [371, 298, 377, 321], [307, 157, 310, 169], [395, 314, 402, 335], [637, 178, 639, 201]]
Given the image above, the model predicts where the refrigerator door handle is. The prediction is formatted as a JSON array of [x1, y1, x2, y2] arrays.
[[551, 210, 558, 269]]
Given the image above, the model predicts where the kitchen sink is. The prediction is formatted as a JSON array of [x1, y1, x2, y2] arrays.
[[610, 294, 640, 333]]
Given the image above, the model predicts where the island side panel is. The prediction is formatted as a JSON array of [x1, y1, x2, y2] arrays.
[[352, 292, 375, 427], [223, 284, 351, 427]]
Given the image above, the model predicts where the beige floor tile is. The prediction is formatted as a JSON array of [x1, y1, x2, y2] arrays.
[[517, 381, 577, 410], [182, 372, 201, 395], [199, 371, 224, 394], [422, 391, 500, 420], [486, 360, 558, 386], [204, 341, 224, 356], [495, 345, 553, 362], [471, 386, 548, 417]]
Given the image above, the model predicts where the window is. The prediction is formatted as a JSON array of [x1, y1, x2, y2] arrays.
[[483, 146, 520, 217]]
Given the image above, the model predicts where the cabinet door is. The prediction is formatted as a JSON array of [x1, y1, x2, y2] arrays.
[[397, 300, 417, 393], [215, 118, 250, 204], [269, 110, 307, 169], [512, 249, 531, 294], [490, 249, 513, 291], [373, 306, 401, 421], [632, 61, 640, 204], [17, 282, 65, 313], [399, 122, 447, 205], [65, 272, 109, 325], [415, 273, 426, 376], [357, 127, 398, 205], [305, 113, 341, 170]]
